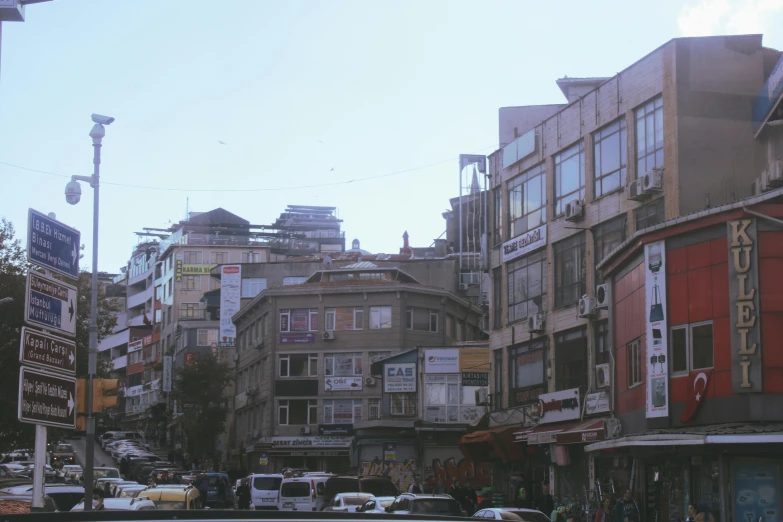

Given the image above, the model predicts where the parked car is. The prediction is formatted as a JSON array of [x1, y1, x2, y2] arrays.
[[386, 493, 465, 516], [136, 484, 202, 510], [109, 480, 139, 497], [473, 507, 552, 522], [278, 477, 316, 512], [323, 475, 398, 504], [92, 467, 121, 483], [0, 485, 85, 512], [116, 485, 147, 499], [249, 473, 282, 510], [356, 495, 396, 514], [70, 497, 157, 511], [196, 472, 234, 508], [322, 492, 373, 512]]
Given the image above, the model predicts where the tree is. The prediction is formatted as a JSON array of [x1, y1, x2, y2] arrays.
[[172, 355, 233, 465], [74, 272, 120, 379]]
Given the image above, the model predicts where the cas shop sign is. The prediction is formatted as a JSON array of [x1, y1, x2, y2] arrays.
[[502, 225, 547, 263], [384, 363, 416, 392]]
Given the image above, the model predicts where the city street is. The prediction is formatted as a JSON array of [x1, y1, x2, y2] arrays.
[[69, 436, 116, 471]]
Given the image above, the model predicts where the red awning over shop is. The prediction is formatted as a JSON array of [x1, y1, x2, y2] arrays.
[[517, 417, 609, 445], [555, 418, 608, 444], [459, 427, 526, 463]]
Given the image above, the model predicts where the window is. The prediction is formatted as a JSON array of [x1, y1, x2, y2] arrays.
[[460, 271, 481, 285], [278, 354, 318, 377], [325, 307, 363, 331], [670, 321, 714, 376], [241, 251, 261, 263], [324, 353, 362, 376], [183, 251, 202, 264], [241, 278, 266, 298], [211, 251, 229, 264], [197, 329, 218, 347], [493, 268, 503, 329], [594, 321, 609, 365], [390, 393, 416, 416], [593, 119, 627, 198], [554, 141, 585, 216], [507, 251, 546, 323], [279, 309, 318, 332], [179, 303, 202, 319], [359, 272, 384, 280], [283, 276, 308, 286], [509, 338, 545, 405], [323, 399, 362, 424], [492, 187, 503, 244], [628, 338, 642, 387], [406, 307, 438, 332], [556, 328, 587, 391], [593, 216, 627, 284], [554, 233, 586, 308], [277, 399, 317, 425], [423, 374, 484, 423], [182, 276, 199, 290], [508, 163, 546, 238], [369, 306, 392, 329], [368, 398, 381, 420], [635, 198, 665, 231], [635, 96, 664, 178], [492, 349, 503, 410]]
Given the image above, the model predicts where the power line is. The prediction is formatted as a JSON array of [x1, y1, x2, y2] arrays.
[[0, 145, 495, 193]]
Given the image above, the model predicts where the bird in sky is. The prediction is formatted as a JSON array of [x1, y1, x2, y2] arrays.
[[330, 167, 334, 171], [218, 141, 226, 145]]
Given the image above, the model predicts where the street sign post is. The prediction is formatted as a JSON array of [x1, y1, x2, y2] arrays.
[[19, 327, 76, 375], [27, 209, 81, 280], [18, 366, 77, 430], [24, 271, 77, 337]]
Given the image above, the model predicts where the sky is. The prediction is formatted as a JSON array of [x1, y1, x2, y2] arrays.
[[1, 0, 782, 273]]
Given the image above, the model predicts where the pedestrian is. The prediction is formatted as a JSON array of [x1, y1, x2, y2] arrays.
[[614, 489, 640, 522], [694, 501, 715, 522], [463, 479, 477, 512], [237, 478, 251, 510], [218, 477, 227, 507], [92, 487, 105, 510], [449, 480, 463, 504], [596, 497, 614, 522], [686, 504, 697, 522], [119, 457, 129, 478], [408, 475, 424, 493], [551, 505, 567, 522], [434, 477, 445, 494], [516, 486, 531, 509], [540, 483, 555, 518]]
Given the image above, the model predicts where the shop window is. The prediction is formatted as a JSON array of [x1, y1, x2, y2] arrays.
[[369, 306, 392, 329], [554, 233, 586, 308], [423, 374, 483, 423], [279, 309, 318, 332], [635, 197, 665, 231], [390, 393, 416, 416], [278, 354, 318, 377], [324, 353, 362, 376], [635, 96, 664, 179], [593, 118, 627, 198], [593, 216, 627, 284], [508, 163, 546, 237], [323, 399, 362, 424], [556, 328, 587, 391], [509, 338, 546, 406], [325, 307, 363, 331], [277, 399, 317, 425], [406, 307, 438, 332], [507, 251, 546, 323], [627, 338, 642, 387], [670, 321, 714, 376]]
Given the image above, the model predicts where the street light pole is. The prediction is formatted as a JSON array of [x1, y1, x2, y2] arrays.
[[66, 114, 114, 512]]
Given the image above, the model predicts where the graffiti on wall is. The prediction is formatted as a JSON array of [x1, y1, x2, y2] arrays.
[[424, 457, 490, 490], [361, 459, 417, 492]]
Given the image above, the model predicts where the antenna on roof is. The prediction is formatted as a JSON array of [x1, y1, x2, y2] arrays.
[[324, 255, 333, 269], [185, 197, 189, 221]]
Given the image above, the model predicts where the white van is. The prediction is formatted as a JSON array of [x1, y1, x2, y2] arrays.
[[249, 473, 283, 510], [278, 477, 316, 512]]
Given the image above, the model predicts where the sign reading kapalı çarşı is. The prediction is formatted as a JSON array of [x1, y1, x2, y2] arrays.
[[502, 225, 547, 263], [24, 271, 77, 338], [384, 363, 416, 392], [728, 219, 762, 392], [424, 348, 459, 373], [219, 265, 241, 347], [27, 209, 80, 279], [537, 388, 580, 424], [18, 366, 76, 429], [644, 240, 669, 418], [19, 327, 76, 375]]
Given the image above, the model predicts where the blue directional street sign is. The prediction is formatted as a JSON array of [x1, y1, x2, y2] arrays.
[[27, 209, 80, 280], [24, 271, 78, 338]]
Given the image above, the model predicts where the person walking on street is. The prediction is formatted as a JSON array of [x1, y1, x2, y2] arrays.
[[237, 479, 251, 510], [516, 487, 531, 509], [686, 504, 697, 522], [694, 501, 715, 522], [615, 489, 640, 522], [596, 497, 614, 522], [408, 475, 424, 493], [539, 483, 555, 517]]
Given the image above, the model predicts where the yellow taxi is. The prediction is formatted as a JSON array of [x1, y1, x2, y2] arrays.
[[136, 484, 202, 510]]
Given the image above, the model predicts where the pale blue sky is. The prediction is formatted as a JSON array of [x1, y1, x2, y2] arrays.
[[1, 0, 782, 272]]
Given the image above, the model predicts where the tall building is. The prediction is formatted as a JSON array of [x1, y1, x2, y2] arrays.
[[466, 34, 782, 508]]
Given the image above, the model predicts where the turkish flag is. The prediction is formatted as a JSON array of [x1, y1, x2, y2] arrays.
[[680, 369, 712, 423]]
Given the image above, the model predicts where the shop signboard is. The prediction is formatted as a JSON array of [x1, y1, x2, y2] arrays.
[[459, 349, 490, 372], [461, 372, 489, 387], [501, 224, 547, 263], [384, 363, 416, 392], [644, 240, 669, 418], [384, 441, 396, 462], [219, 265, 241, 347], [536, 388, 580, 425], [271, 436, 352, 448], [279, 333, 315, 344], [128, 339, 143, 353], [584, 391, 610, 415], [324, 376, 362, 391], [162, 356, 172, 392], [318, 424, 354, 436], [424, 348, 459, 373], [181, 264, 216, 275]]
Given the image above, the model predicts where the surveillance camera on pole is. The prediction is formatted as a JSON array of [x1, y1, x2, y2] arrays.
[[64, 180, 82, 205]]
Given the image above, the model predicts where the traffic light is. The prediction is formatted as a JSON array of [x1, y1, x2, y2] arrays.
[[93, 378, 120, 412], [75, 378, 88, 432]]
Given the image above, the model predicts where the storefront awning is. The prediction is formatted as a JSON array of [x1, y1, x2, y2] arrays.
[[518, 417, 609, 445], [556, 418, 608, 445], [585, 432, 783, 452], [459, 427, 525, 463]]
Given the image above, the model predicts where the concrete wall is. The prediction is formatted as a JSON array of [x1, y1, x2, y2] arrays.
[[499, 104, 565, 148]]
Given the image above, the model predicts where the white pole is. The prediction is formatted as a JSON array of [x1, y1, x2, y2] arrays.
[[32, 424, 47, 509]]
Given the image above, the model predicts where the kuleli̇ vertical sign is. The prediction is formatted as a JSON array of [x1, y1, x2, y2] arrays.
[[645, 240, 669, 418], [219, 265, 241, 347]]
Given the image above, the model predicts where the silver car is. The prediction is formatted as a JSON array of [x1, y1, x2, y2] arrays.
[[473, 507, 552, 522], [356, 495, 396, 514]]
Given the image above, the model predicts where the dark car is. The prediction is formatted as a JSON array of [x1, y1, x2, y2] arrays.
[[387, 493, 465, 516], [324, 476, 398, 503], [50, 444, 76, 469], [0, 485, 85, 512]]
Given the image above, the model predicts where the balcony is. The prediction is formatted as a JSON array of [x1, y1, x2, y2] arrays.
[[98, 328, 130, 352], [113, 355, 127, 370], [127, 314, 149, 327], [127, 286, 154, 310]]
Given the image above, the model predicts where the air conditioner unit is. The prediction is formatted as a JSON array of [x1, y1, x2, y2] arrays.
[[596, 363, 611, 389], [642, 168, 664, 193], [578, 295, 596, 318], [528, 313, 545, 333], [458, 283, 470, 291], [565, 199, 585, 221], [595, 284, 609, 309], [626, 178, 646, 201], [322, 331, 335, 341], [365, 377, 377, 387], [769, 160, 783, 187], [299, 426, 311, 435], [475, 388, 489, 406]]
